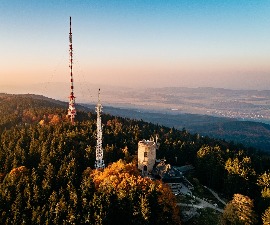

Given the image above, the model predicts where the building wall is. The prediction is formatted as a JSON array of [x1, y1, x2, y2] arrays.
[[138, 140, 157, 174]]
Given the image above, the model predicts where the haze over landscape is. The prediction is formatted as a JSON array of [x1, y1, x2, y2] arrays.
[[1, 0, 270, 91], [2, 1, 270, 224]]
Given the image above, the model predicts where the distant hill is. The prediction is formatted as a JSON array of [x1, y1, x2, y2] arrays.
[[2, 92, 270, 152], [99, 105, 270, 152], [3, 84, 270, 124]]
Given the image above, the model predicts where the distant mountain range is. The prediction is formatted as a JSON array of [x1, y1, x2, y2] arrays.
[[2, 83, 270, 123], [2, 83, 270, 151], [96, 105, 270, 152]]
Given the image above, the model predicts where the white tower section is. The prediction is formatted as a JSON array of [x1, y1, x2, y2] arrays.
[[95, 89, 105, 169], [67, 16, 76, 124], [138, 139, 158, 176]]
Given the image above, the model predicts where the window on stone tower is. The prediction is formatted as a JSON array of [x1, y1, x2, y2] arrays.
[[144, 152, 148, 157]]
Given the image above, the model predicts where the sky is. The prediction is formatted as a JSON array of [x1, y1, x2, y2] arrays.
[[1, 0, 270, 90]]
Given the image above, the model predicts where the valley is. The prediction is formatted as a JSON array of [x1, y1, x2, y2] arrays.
[[3, 83, 270, 151], [3, 83, 269, 123]]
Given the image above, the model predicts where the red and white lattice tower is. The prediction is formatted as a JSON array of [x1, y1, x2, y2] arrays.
[[95, 89, 105, 169], [67, 16, 76, 124]]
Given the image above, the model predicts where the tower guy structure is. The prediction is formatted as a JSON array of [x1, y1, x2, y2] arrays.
[[67, 16, 76, 124], [95, 89, 105, 169]]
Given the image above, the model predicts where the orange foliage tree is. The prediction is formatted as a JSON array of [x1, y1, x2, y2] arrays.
[[85, 160, 181, 225]]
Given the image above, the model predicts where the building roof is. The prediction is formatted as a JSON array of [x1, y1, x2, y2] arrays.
[[174, 165, 195, 174], [152, 160, 183, 182]]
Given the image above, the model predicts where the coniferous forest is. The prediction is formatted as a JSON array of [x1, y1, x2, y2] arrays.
[[0, 93, 270, 224]]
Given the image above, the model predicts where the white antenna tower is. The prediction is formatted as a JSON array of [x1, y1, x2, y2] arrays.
[[95, 89, 105, 169], [67, 16, 76, 124]]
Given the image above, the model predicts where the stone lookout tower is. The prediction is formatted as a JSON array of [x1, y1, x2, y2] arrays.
[[138, 138, 159, 176]]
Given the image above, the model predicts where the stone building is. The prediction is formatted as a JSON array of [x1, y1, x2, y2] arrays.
[[138, 139, 158, 176]]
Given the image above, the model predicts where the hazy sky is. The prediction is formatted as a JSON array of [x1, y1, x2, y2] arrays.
[[1, 0, 270, 90]]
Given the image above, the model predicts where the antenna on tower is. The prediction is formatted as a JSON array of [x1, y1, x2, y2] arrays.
[[67, 16, 76, 124], [95, 88, 105, 169]]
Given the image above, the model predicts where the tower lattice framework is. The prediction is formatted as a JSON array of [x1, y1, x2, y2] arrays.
[[95, 89, 105, 169], [67, 16, 76, 124]]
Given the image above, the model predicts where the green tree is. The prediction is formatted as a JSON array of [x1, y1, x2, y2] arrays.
[[196, 145, 225, 190]]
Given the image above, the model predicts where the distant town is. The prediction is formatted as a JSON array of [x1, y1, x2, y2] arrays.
[[6, 84, 269, 124]]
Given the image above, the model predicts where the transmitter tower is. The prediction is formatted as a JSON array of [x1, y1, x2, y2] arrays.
[[67, 16, 76, 124], [95, 89, 105, 169]]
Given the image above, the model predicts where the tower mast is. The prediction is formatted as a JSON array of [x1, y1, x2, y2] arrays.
[[67, 16, 76, 124], [95, 89, 105, 169]]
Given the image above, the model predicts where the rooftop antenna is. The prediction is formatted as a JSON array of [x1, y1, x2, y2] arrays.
[[67, 16, 76, 124], [95, 89, 105, 169]]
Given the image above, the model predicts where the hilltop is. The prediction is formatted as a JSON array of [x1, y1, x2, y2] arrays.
[[0, 93, 270, 224], [3, 84, 270, 151]]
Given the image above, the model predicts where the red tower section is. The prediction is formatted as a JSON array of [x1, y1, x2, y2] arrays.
[[67, 17, 76, 124]]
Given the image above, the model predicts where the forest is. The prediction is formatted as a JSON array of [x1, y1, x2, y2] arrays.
[[0, 93, 270, 224]]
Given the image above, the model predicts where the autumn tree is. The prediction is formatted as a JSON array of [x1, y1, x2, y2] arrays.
[[262, 206, 270, 225], [258, 171, 270, 199], [224, 154, 256, 196], [220, 194, 257, 225], [89, 160, 181, 225]]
